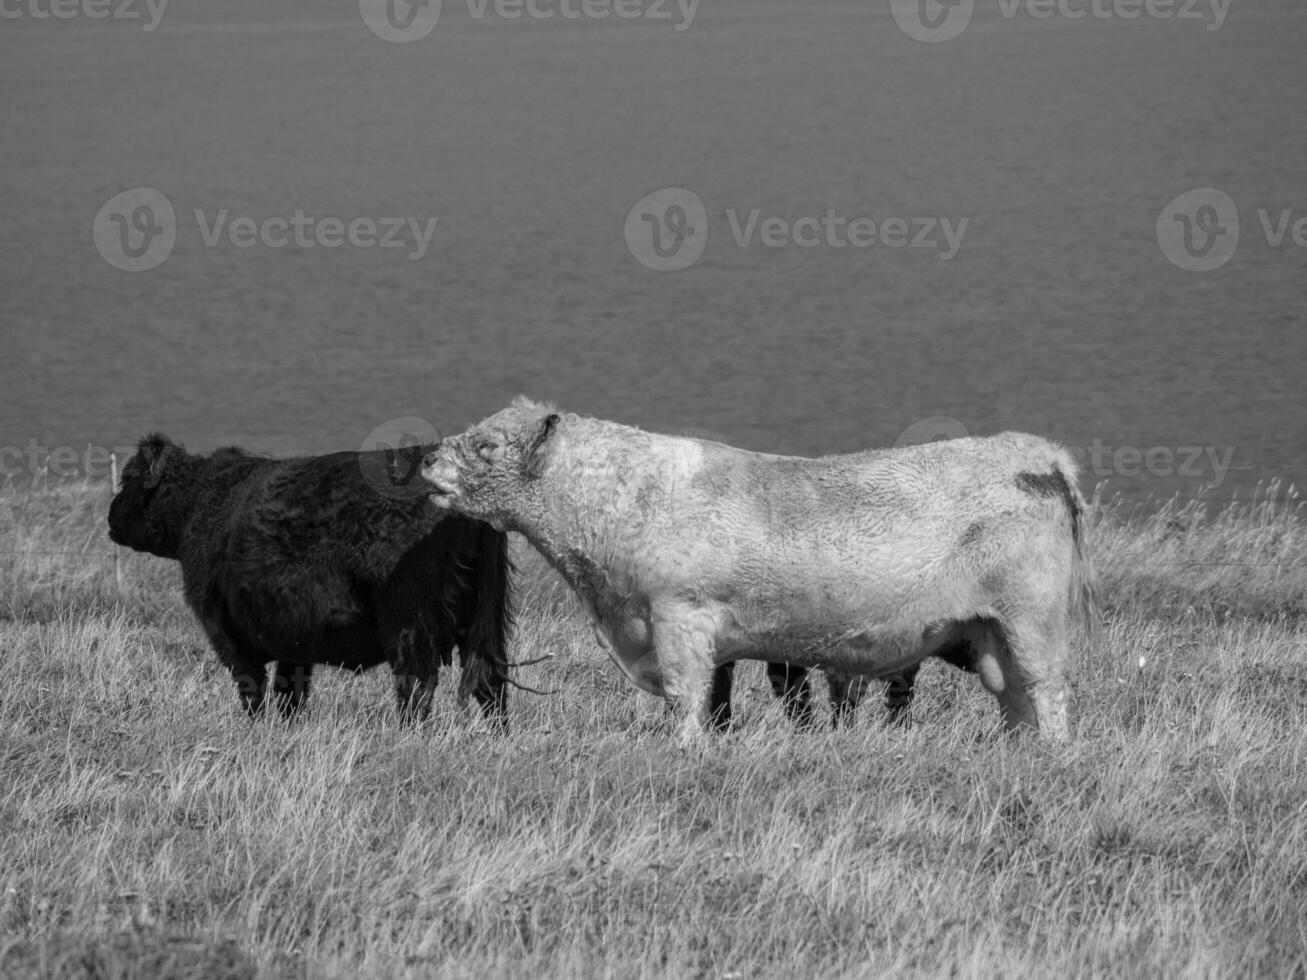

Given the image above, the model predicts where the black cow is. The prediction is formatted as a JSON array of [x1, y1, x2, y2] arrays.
[[108, 434, 513, 725], [708, 663, 874, 730], [710, 655, 975, 731]]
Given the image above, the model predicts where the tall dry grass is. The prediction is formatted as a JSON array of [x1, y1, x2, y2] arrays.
[[1, 479, 1305, 978]]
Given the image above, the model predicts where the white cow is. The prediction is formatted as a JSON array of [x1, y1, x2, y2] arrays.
[[423, 398, 1095, 742]]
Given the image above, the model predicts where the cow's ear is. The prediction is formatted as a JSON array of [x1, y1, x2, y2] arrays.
[[524, 413, 560, 479], [140, 434, 174, 489]]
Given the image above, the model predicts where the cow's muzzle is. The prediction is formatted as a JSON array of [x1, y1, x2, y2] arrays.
[[421, 451, 459, 500]]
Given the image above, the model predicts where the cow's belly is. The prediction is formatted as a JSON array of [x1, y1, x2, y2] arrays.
[[709, 574, 974, 675], [716, 619, 930, 675], [315, 625, 387, 671], [584, 549, 977, 692]]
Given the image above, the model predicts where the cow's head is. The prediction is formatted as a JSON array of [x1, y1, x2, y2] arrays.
[[107, 433, 183, 559], [422, 397, 560, 530]]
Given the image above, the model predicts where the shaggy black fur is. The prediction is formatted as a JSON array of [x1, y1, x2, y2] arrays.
[[108, 434, 513, 726]]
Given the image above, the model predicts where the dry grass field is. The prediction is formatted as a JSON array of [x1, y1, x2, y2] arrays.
[[1, 480, 1305, 978]]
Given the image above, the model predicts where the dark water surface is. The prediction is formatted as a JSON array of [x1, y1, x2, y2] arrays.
[[2, 0, 1304, 502]]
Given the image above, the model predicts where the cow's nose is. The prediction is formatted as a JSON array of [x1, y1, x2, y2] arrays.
[[421, 451, 455, 491]]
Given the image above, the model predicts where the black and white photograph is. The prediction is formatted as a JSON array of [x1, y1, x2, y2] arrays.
[[2, 0, 1305, 975]]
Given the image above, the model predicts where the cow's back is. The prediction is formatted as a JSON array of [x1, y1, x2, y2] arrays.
[[589, 429, 1079, 652], [177, 450, 449, 659]]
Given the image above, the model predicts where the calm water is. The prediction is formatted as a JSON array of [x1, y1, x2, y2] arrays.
[[2, 0, 1304, 503]]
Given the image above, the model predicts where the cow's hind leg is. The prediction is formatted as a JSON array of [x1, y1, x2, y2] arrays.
[[767, 662, 816, 727], [708, 662, 736, 732], [449, 521, 512, 731], [883, 663, 921, 727], [466, 657, 508, 729], [1006, 617, 1071, 740], [389, 626, 440, 723], [393, 669, 437, 722], [827, 671, 870, 728], [271, 661, 313, 718], [974, 619, 1070, 740]]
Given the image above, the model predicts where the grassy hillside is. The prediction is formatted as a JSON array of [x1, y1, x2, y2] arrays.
[[1, 480, 1305, 978]]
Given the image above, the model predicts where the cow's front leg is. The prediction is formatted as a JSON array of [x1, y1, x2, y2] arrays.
[[652, 612, 717, 745], [198, 608, 268, 717], [272, 661, 313, 718], [228, 656, 269, 717]]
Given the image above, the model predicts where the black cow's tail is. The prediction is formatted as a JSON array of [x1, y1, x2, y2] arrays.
[[455, 522, 514, 714]]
